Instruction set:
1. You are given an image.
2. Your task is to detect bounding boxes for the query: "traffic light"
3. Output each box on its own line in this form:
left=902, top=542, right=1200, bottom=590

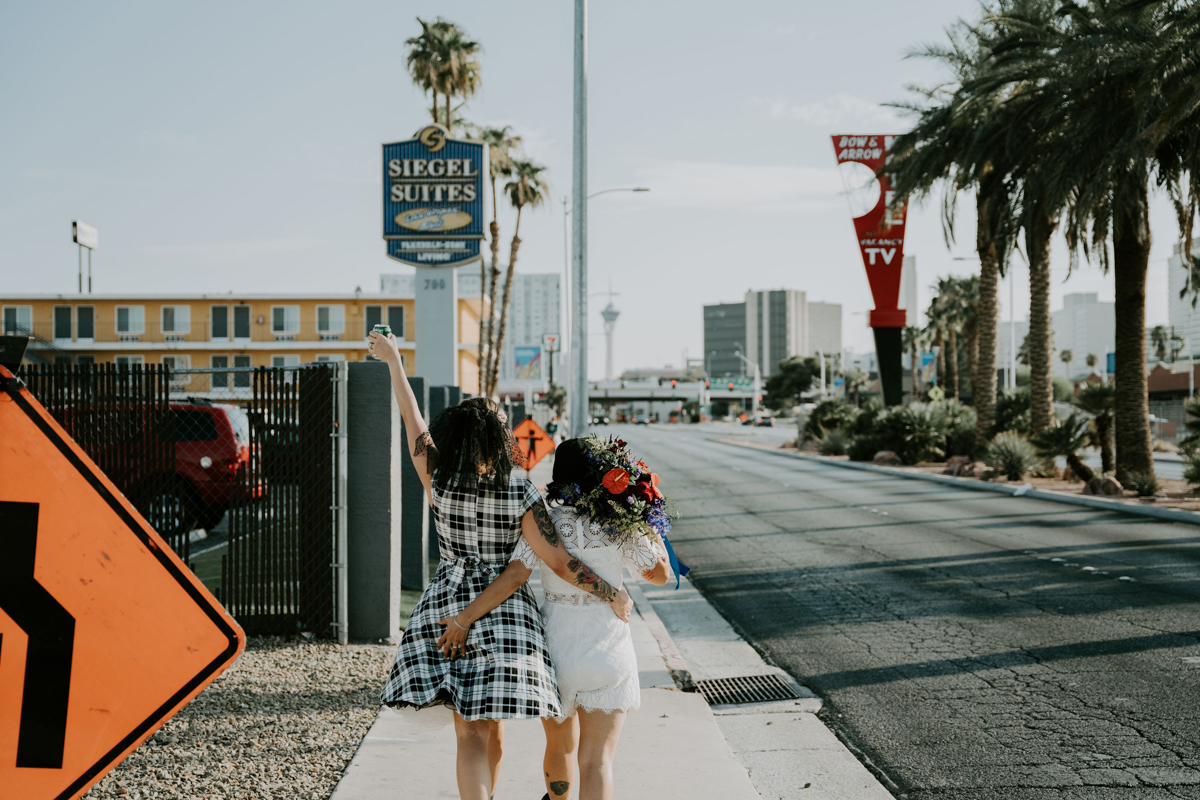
left=670, top=379, right=677, bottom=388
left=705, top=381, right=710, bottom=388
left=727, top=382, right=734, bottom=390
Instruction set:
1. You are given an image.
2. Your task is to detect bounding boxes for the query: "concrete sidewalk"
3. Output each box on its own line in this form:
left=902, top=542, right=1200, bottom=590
left=329, top=568, right=760, bottom=800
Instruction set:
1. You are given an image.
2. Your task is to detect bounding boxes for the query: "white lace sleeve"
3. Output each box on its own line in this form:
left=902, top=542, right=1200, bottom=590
left=510, top=534, right=540, bottom=570
left=622, top=533, right=664, bottom=573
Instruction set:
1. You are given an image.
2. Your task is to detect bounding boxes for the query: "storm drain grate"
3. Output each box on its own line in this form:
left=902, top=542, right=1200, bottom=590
left=693, top=674, right=802, bottom=706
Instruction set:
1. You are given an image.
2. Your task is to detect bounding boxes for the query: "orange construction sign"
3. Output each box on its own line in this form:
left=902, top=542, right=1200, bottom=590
left=0, top=366, right=244, bottom=800
left=512, top=418, right=555, bottom=471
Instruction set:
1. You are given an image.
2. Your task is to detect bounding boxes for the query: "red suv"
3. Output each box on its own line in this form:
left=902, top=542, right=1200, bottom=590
left=157, top=402, right=259, bottom=532
left=62, top=401, right=259, bottom=535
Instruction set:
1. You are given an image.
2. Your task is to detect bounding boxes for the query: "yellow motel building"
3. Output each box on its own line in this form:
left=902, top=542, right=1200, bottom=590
left=3, top=282, right=484, bottom=395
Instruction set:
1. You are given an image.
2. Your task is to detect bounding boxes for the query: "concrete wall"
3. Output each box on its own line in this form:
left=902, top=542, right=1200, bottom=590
left=346, top=361, right=404, bottom=641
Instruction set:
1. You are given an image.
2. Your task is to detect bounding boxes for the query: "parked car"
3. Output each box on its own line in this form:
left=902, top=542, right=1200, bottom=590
left=64, top=401, right=259, bottom=536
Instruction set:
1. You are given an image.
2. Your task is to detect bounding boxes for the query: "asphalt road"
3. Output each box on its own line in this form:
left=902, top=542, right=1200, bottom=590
left=614, top=424, right=1200, bottom=800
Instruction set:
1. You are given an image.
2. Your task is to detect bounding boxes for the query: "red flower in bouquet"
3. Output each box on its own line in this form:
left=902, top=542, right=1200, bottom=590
left=602, top=468, right=630, bottom=494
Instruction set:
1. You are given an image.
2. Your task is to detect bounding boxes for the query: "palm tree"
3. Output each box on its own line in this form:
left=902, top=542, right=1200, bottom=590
left=956, top=274, right=981, bottom=404
left=1060, top=349, right=1074, bottom=379
left=925, top=298, right=946, bottom=393
left=405, top=18, right=442, bottom=122
left=885, top=12, right=1018, bottom=447
left=1085, top=353, right=1099, bottom=373
left=404, top=18, right=480, bottom=135
left=934, top=277, right=962, bottom=400
left=978, top=1, right=1184, bottom=481
left=902, top=326, right=926, bottom=404
left=1075, top=382, right=1115, bottom=474
left=1032, top=413, right=1096, bottom=483
left=486, top=159, right=549, bottom=397
left=470, top=125, right=522, bottom=387
left=1149, top=325, right=1169, bottom=363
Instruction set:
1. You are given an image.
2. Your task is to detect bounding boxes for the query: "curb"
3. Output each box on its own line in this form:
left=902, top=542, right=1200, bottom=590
left=713, top=437, right=1200, bottom=527
left=625, top=582, right=697, bottom=693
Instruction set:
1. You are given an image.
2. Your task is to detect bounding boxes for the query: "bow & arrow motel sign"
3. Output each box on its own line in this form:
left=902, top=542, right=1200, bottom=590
left=383, top=124, right=488, bottom=268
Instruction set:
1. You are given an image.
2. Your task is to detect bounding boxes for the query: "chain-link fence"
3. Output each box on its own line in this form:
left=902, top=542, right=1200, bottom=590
left=21, top=361, right=347, bottom=640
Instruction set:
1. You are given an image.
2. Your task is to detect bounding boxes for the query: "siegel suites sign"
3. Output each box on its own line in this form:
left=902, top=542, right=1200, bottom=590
left=382, top=124, right=488, bottom=268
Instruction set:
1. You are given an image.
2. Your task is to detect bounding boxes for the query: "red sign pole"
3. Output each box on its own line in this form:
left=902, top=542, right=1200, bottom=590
left=832, top=134, right=909, bottom=405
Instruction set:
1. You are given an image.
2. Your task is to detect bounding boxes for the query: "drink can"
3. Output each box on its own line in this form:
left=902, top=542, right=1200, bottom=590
left=369, top=324, right=392, bottom=360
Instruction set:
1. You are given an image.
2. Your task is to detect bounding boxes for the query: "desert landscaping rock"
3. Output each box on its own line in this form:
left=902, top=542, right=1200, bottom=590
left=84, top=637, right=393, bottom=800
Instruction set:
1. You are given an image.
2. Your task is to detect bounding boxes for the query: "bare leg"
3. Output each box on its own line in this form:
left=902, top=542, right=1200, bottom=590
left=453, top=712, right=494, bottom=800
left=576, top=710, right=627, bottom=800
left=487, top=720, right=504, bottom=794
left=541, top=715, right=579, bottom=799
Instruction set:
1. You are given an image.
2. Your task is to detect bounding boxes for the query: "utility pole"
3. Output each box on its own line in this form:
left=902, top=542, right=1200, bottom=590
left=569, top=0, right=589, bottom=438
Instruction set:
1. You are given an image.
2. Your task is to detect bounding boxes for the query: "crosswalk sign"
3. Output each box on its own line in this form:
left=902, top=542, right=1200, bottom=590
left=0, top=366, right=244, bottom=800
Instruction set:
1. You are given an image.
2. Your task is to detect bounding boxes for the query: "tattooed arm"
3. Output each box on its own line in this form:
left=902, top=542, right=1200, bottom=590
left=368, top=330, right=436, bottom=498
left=520, top=504, right=633, bottom=621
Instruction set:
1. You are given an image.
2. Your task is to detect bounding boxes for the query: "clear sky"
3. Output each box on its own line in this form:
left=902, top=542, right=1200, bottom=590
left=0, top=1, right=1179, bottom=377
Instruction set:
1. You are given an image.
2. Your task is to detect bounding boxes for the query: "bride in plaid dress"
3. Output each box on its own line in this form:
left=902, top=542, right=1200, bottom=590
left=368, top=331, right=631, bottom=800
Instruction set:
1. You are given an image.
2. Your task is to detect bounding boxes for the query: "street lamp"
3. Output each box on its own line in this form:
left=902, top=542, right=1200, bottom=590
left=562, top=186, right=649, bottom=432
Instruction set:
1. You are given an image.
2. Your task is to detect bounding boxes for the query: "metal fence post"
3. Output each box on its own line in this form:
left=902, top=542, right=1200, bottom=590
left=333, top=362, right=349, bottom=645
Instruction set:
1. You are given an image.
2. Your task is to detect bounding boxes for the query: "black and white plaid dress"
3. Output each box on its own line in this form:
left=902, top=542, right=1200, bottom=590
left=380, top=474, right=563, bottom=720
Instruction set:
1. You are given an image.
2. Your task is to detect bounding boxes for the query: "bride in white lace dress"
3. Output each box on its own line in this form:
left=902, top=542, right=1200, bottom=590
left=442, top=437, right=673, bottom=800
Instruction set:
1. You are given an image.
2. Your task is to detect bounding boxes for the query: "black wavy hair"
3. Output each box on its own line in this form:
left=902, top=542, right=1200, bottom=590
left=544, top=437, right=602, bottom=505
left=426, top=396, right=517, bottom=490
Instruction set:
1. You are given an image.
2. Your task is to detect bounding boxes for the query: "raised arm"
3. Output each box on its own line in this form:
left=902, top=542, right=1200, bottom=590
left=368, top=330, right=434, bottom=497
left=435, top=560, right=532, bottom=659
left=521, top=504, right=633, bottom=621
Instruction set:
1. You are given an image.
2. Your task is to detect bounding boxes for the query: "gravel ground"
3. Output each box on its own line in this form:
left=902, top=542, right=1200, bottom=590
left=84, top=637, right=394, bottom=800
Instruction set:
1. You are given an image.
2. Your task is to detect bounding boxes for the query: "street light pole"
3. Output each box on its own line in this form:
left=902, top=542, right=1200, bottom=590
left=569, top=0, right=589, bottom=438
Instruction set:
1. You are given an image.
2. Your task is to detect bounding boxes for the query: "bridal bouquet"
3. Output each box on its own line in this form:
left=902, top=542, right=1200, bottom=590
left=549, top=435, right=674, bottom=542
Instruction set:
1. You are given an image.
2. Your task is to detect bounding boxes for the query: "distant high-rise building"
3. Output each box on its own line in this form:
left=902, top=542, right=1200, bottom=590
left=703, top=291, right=842, bottom=379
left=497, top=273, right=561, bottom=386
left=1169, top=242, right=1200, bottom=361
left=1051, top=292, right=1115, bottom=378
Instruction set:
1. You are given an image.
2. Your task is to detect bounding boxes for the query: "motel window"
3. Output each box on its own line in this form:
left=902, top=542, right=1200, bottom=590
left=115, top=306, right=145, bottom=335
left=211, top=306, right=229, bottom=340
left=317, top=304, right=345, bottom=334
left=271, top=305, right=300, bottom=334
left=233, top=354, right=252, bottom=389
left=114, top=355, right=145, bottom=366
left=161, top=355, right=191, bottom=385
left=211, top=355, right=229, bottom=389
left=272, top=354, right=300, bottom=383
left=315, top=354, right=345, bottom=363
left=233, top=305, right=252, bottom=340
left=364, top=305, right=382, bottom=337
left=54, top=306, right=72, bottom=340
left=161, top=305, right=191, bottom=334
left=54, top=355, right=74, bottom=366
left=76, top=306, right=95, bottom=340
left=387, top=305, right=406, bottom=339
left=76, top=355, right=96, bottom=366
left=3, top=306, right=32, bottom=335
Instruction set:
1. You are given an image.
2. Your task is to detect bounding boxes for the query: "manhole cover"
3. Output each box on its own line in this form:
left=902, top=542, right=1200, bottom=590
left=693, top=674, right=802, bottom=706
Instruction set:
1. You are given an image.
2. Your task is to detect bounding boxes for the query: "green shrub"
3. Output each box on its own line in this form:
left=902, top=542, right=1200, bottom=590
left=890, top=404, right=946, bottom=464
left=1124, top=470, right=1158, bottom=497
left=802, top=398, right=858, bottom=443
left=1185, top=452, right=1200, bottom=489
left=818, top=429, right=850, bottom=456
left=935, top=399, right=978, bottom=457
left=991, top=389, right=1031, bottom=437
left=984, top=431, right=1039, bottom=481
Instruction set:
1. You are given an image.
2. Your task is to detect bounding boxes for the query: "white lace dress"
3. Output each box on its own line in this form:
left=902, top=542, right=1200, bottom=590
left=511, top=504, right=666, bottom=718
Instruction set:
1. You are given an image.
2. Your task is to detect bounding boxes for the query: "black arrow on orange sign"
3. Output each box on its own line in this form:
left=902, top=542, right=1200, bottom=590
left=0, top=501, right=76, bottom=769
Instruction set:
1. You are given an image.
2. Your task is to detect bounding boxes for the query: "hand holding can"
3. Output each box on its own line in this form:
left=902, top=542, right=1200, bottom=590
left=367, top=327, right=401, bottom=368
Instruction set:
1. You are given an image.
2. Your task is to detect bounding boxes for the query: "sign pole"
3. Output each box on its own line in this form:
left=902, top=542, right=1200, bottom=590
left=570, top=0, right=589, bottom=438
left=78, top=245, right=82, bottom=293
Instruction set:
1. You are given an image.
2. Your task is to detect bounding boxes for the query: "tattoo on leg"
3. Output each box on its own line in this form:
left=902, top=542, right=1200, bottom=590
left=567, top=557, right=617, bottom=601
left=532, top=502, right=560, bottom=547
left=550, top=781, right=570, bottom=796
